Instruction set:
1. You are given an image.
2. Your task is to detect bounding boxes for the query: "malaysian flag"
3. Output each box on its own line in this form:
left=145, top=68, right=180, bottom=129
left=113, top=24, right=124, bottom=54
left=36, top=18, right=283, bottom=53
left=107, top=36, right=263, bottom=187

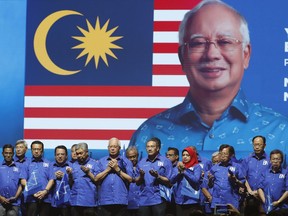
left=24, top=0, right=200, bottom=150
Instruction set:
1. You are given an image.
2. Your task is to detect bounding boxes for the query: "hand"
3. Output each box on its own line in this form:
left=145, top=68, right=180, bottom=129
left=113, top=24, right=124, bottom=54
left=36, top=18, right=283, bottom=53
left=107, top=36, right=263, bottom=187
left=272, top=200, right=280, bottom=207
left=81, top=165, right=90, bottom=174
left=66, top=167, right=72, bottom=175
left=0, top=196, right=10, bottom=204
left=139, top=169, right=145, bottom=177
left=177, top=162, right=185, bottom=173
left=55, top=170, right=64, bottom=179
left=149, top=169, right=159, bottom=178
left=34, top=190, right=48, bottom=200
left=108, top=159, right=119, bottom=170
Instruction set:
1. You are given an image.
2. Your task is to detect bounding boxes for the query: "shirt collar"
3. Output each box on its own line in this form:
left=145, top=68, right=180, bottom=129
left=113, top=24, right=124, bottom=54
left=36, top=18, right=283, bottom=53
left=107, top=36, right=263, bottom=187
left=2, top=160, right=16, bottom=167
left=146, top=153, right=161, bottom=162
left=178, top=89, right=249, bottom=121
left=53, top=161, right=69, bottom=167
left=252, top=152, right=267, bottom=160
left=32, top=157, right=44, bottom=162
left=14, top=156, right=27, bottom=163
left=219, top=160, right=233, bottom=167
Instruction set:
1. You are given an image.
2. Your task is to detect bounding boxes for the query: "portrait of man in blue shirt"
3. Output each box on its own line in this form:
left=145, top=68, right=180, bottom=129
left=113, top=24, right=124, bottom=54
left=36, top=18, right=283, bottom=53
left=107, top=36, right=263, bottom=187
left=129, top=0, right=288, bottom=157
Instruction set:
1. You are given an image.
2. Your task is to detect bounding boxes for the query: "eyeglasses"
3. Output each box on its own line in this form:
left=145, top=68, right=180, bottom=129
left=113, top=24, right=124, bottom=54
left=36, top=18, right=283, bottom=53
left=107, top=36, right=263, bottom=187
left=166, top=154, right=175, bottom=157
left=184, top=37, right=242, bottom=53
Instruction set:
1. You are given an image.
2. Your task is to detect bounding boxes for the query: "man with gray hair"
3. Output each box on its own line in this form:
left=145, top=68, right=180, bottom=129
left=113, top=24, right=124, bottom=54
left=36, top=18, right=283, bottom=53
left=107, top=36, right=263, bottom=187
left=129, top=0, right=288, bottom=159
left=67, top=142, right=98, bottom=216
left=95, top=137, right=133, bottom=216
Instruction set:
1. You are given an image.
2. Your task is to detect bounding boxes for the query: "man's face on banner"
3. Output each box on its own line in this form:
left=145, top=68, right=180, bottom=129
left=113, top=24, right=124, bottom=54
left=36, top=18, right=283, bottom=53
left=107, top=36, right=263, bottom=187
left=182, top=4, right=251, bottom=94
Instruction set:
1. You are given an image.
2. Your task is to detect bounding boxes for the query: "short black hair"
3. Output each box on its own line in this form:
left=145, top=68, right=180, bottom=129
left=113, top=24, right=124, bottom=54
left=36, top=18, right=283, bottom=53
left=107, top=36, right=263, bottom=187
left=31, top=140, right=44, bottom=149
left=2, top=144, right=14, bottom=153
left=252, top=135, right=266, bottom=144
left=147, top=137, right=161, bottom=149
left=167, top=147, right=179, bottom=156
left=54, top=145, right=68, bottom=155
left=270, top=149, right=283, bottom=163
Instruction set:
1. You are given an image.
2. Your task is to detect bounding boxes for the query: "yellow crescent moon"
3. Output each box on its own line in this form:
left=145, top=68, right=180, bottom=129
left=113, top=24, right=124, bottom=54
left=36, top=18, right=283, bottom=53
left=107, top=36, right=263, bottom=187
left=34, top=10, right=83, bottom=76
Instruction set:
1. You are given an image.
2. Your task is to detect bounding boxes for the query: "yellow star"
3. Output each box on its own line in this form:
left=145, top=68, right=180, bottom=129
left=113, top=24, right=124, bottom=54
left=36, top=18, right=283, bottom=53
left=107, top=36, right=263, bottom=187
left=72, top=17, right=123, bottom=69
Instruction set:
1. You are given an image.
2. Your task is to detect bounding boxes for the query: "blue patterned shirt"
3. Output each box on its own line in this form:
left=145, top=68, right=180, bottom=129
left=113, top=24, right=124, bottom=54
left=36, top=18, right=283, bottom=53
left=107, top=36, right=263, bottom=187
left=129, top=90, right=288, bottom=158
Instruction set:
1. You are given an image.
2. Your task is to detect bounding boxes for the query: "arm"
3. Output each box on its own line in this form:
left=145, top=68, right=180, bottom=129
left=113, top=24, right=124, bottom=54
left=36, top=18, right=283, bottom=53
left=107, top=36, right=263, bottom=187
left=94, top=166, right=112, bottom=184
left=34, top=179, right=54, bottom=200
left=110, top=159, right=132, bottom=183
left=258, top=188, right=266, bottom=204
left=272, top=191, right=288, bottom=207
left=201, top=187, right=212, bottom=203
left=81, top=165, right=97, bottom=183
left=135, top=169, right=145, bottom=186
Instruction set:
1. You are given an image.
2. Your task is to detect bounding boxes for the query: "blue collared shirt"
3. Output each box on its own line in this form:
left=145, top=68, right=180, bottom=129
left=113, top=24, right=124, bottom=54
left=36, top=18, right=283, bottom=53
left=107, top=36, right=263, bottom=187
left=69, top=157, right=98, bottom=207
left=19, top=156, right=54, bottom=203
left=242, top=152, right=270, bottom=190
left=205, top=160, right=245, bottom=209
left=0, top=160, right=21, bottom=206
left=128, top=166, right=140, bottom=209
left=171, top=164, right=202, bottom=205
left=258, top=167, right=288, bottom=210
left=14, top=156, right=30, bottom=171
left=129, top=90, right=288, bottom=157
left=137, top=154, right=172, bottom=206
left=97, top=155, right=133, bottom=206
left=50, top=161, right=72, bottom=208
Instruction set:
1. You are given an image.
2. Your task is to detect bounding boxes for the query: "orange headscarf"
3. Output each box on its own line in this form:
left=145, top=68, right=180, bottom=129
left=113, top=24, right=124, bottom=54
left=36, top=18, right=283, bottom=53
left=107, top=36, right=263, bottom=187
left=182, top=147, right=198, bottom=168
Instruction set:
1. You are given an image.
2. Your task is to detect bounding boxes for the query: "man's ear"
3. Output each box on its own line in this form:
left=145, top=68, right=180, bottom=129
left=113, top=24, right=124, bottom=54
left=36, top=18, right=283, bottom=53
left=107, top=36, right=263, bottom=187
left=178, top=45, right=185, bottom=66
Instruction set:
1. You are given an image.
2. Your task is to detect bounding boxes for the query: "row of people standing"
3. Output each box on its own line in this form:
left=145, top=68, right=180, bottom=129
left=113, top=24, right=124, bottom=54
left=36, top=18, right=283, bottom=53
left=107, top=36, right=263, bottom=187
left=1, top=135, right=287, bottom=216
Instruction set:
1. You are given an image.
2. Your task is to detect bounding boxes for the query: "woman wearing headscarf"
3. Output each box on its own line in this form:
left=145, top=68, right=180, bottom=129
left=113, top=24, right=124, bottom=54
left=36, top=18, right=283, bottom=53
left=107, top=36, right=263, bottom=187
left=170, top=147, right=203, bottom=216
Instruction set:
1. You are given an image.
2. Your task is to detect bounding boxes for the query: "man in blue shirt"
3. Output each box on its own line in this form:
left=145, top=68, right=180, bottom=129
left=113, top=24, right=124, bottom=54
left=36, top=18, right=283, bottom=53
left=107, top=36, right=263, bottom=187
left=135, top=137, right=172, bottom=216
left=14, top=139, right=30, bottom=216
left=20, top=140, right=54, bottom=216
left=67, top=142, right=98, bottom=216
left=0, top=144, right=22, bottom=216
left=51, top=145, right=72, bottom=216
left=242, top=136, right=270, bottom=199
left=129, top=0, right=288, bottom=157
left=258, top=149, right=288, bottom=214
left=125, top=146, right=141, bottom=216
left=202, top=145, right=245, bottom=210
left=95, top=137, right=133, bottom=216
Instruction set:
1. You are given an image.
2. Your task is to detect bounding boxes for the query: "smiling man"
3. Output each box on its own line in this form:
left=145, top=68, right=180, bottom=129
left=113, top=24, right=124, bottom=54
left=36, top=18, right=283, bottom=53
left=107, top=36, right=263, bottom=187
left=129, top=0, right=288, bottom=157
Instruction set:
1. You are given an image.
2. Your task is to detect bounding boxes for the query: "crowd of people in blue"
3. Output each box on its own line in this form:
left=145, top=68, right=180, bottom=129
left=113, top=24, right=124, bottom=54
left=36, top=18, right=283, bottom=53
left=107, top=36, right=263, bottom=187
left=0, top=136, right=287, bottom=216
left=1, top=0, right=288, bottom=215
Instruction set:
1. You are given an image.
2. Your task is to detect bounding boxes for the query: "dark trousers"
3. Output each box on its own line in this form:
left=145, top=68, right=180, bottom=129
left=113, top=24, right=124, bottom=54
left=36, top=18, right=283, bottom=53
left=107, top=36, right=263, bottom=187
left=26, top=202, right=51, bottom=216
left=50, top=206, right=70, bottom=216
left=176, top=203, right=203, bottom=216
left=138, top=202, right=166, bottom=216
left=70, top=206, right=97, bottom=216
left=98, top=205, right=127, bottom=216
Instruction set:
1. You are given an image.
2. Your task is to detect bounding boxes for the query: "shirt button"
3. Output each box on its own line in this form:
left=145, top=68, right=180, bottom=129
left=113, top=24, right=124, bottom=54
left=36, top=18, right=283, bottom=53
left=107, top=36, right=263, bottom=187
left=209, top=134, right=214, bottom=139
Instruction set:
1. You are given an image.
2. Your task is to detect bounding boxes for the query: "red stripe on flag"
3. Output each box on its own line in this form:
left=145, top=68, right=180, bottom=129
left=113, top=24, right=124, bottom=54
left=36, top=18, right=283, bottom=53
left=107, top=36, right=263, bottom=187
left=154, top=21, right=181, bottom=31
left=154, top=0, right=201, bottom=10
left=153, top=65, right=184, bottom=75
left=24, top=108, right=167, bottom=118
left=24, top=129, right=134, bottom=140
left=153, top=43, right=178, bottom=53
left=25, top=86, right=188, bottom=96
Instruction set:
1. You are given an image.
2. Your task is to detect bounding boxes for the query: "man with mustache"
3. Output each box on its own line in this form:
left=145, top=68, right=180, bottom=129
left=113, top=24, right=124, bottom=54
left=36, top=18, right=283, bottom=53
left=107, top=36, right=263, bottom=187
left=129, top=0, right=288, bottom=158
